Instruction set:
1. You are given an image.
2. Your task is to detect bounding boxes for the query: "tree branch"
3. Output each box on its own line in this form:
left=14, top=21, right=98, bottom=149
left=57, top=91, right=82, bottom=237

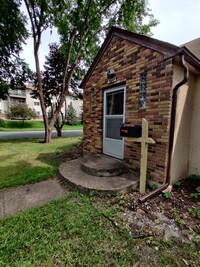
left=62, top=26, right=77, bottom=92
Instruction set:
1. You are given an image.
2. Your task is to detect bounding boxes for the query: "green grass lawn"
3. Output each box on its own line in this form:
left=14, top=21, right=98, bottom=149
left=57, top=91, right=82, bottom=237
left=0, top=138, right=199, bottom=266
left=0, top=120, right=83, bottom=132
left=0, top=136, right=81, bottom=189
left=0, top=193, right=199, bottom=267
left=0, top=194, right=138, bottom=267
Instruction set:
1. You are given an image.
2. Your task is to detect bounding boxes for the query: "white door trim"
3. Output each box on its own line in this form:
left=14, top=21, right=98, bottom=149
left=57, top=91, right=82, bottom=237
left=103, top=85, right=126, bottom=159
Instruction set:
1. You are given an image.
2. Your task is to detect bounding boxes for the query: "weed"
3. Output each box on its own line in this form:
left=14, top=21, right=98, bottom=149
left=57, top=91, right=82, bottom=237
left=190, top=186, right=200, bottom=199
left=118, top=194, right=129, bottom=206
left=116, top=192, right=122, bottom=200
left=187, top=207, right=195, bottom=216
left=151, top=182, right=158, bottom=190
left=146, top=174, right=151, bottom=182
left=116, top=193, right=129, bottom=207
left=187, top=205, right=200, bottom=218
left=174, top=180, right=181, bottom=187
left=173, top=208, right=186, bottom=227
left=194, top=235, right=200, bottom=242
left=194, top=204, right=200, bottom=218
left=162, top=192, right=173, bottom=199
left=188, top=174, right=200, bottom=180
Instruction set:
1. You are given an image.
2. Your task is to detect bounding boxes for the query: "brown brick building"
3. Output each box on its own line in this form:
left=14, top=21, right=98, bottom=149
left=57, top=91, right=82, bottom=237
left=81, top=27, right=200, bottom=185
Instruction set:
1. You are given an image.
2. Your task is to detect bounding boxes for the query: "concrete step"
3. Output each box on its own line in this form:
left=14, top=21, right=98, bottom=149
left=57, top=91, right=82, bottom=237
left=81, top=154, right=129, bottom=177
left=59, top=158, right=139, bottom=196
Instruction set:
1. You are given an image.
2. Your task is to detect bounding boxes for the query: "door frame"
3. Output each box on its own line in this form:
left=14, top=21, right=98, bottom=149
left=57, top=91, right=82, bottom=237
left=103, top=85, right=126, bottom=159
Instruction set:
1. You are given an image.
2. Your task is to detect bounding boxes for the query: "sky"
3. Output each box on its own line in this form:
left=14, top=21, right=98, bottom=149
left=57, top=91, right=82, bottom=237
left=149, top=0, right=200, bottom=45
left=21, top=0, right=200, bottom=71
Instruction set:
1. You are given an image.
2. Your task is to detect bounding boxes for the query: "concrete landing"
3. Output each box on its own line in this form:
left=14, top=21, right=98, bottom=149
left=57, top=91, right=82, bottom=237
left=81, top=154, right=129, bottom=177
left=59, top=157, right=139, bottom=195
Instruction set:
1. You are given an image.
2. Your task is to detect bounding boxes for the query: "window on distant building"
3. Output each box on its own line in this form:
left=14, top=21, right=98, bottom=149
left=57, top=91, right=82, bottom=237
left=91, top=89, right=94, bottom=112
left=139, top=73, right=147, bottom=109
left=34, top=102, right=40, bottom=106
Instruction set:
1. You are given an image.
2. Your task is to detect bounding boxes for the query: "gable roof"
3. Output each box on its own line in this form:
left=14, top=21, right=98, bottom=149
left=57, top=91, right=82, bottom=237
left=183, top=38, right=200, bottom=60
left=81, top=27, right=200, bottom=88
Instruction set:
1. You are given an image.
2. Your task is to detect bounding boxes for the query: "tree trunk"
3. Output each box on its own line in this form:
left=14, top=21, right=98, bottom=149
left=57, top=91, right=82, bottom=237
left=57, top=127, right=62, bottom=137
left=43, top=125, right=51, bottom=143
left=34, top=40, right=51, bottom=143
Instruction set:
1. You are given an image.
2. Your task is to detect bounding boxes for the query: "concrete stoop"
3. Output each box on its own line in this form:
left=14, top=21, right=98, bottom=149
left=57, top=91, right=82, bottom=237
left=59, top=155, right=139, bottom=196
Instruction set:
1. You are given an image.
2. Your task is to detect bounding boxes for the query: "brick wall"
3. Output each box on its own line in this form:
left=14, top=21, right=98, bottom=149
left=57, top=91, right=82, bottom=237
left=83, top=36, right=173, bottom=182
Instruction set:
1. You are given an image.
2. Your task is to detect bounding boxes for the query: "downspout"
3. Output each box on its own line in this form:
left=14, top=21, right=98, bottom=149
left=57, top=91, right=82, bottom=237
left=139, top=54, right=189, bottom=202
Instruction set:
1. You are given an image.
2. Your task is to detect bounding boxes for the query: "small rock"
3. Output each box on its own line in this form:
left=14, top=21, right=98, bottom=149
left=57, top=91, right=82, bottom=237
left=154, top=219, right=160, bottom=224
left=182, top=214, right=188, bottom=219
left=155, top=227, right=165, bottom=237
left=136, top=208, right=145, bottom=215
left=188, top=235, right=194, bottom=241
left=182, top=259, right=189, bottom=265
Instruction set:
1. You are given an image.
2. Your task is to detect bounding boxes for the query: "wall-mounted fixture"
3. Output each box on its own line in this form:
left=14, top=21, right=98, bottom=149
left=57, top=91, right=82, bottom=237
left=107, top=69, right=116, bottom=83
left=107, top=69, right=115, bottom=79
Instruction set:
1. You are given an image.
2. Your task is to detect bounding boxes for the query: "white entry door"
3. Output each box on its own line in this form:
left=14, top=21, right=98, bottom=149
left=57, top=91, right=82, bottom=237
left=103, top=86, right=125, bottom=159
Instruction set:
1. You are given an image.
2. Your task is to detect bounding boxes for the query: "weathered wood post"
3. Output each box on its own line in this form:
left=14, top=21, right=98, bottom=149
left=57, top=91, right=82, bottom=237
left=133, top=118, right=155, bottom=194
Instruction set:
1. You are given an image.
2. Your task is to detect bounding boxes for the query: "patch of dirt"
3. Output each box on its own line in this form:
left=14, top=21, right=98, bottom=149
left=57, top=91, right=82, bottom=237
left=124, top=177, right=200, bottom=243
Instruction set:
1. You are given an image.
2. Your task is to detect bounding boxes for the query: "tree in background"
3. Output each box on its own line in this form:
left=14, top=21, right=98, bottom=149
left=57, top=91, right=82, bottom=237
left=66, top=103, right=77, bottom=126
left=0, top=0, right=30, bottom=100
left=7, top=104, right=37, bottom=123
left=32, top=43, right=83, bottom=137
left=24, top=0, right=158, bottom=143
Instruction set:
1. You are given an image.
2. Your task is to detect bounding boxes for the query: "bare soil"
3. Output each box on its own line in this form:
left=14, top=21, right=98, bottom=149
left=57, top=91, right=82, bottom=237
left=125, top=178, right=200, bottom=242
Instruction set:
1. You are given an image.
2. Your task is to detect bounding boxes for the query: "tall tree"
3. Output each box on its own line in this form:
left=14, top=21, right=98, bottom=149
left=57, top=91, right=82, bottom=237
left=24, top=0, right=158, bottom=143
left=32, top=43, right=82, bottom=137
left=0, top=0, right=29, bottom=100
left=24, top=0, right=54, bottom=142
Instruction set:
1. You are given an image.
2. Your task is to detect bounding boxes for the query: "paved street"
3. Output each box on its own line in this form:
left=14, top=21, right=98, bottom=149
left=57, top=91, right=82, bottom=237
left=0, top=130, right=83, bottom=139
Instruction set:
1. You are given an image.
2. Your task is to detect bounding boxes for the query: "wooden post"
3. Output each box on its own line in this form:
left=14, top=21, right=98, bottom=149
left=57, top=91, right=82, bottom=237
left=133, top=118, right=155, bottom=194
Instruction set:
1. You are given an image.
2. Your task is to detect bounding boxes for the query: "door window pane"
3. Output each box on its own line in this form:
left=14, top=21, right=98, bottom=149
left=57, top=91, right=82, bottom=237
left=106, top=90, right=124, bottom=115
left=106, top=118, right=123, bottom=140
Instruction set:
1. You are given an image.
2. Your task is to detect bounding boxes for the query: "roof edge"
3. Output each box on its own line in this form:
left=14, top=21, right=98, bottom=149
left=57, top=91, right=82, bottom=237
left=80, top=27, right=200, bottom=88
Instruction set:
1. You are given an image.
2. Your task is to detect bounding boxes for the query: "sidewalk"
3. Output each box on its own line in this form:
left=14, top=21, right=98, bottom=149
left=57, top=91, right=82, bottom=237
left=0, top=178, right=68, bottom=218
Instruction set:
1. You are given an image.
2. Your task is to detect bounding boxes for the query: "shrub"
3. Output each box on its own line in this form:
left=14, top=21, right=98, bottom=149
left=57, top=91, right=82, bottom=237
left=0, top=118, right=6, bottom=128
left=7, top=104, right=37, bottom=122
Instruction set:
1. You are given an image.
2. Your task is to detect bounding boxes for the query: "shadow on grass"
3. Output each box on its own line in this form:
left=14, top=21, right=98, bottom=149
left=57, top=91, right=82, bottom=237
left=0, top=162, right=53, bottom=189
left=36, top=142, right=83, bottom=166
left=0, top=138, right=44, bottom=145
left=0, top=137, right=82, bottom=189
left=0, top=152, right=20, bottom=161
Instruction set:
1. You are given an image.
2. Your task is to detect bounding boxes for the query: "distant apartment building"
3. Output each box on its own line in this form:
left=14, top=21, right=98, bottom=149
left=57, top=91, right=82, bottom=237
left=0, top=86, right=83, bottom=120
